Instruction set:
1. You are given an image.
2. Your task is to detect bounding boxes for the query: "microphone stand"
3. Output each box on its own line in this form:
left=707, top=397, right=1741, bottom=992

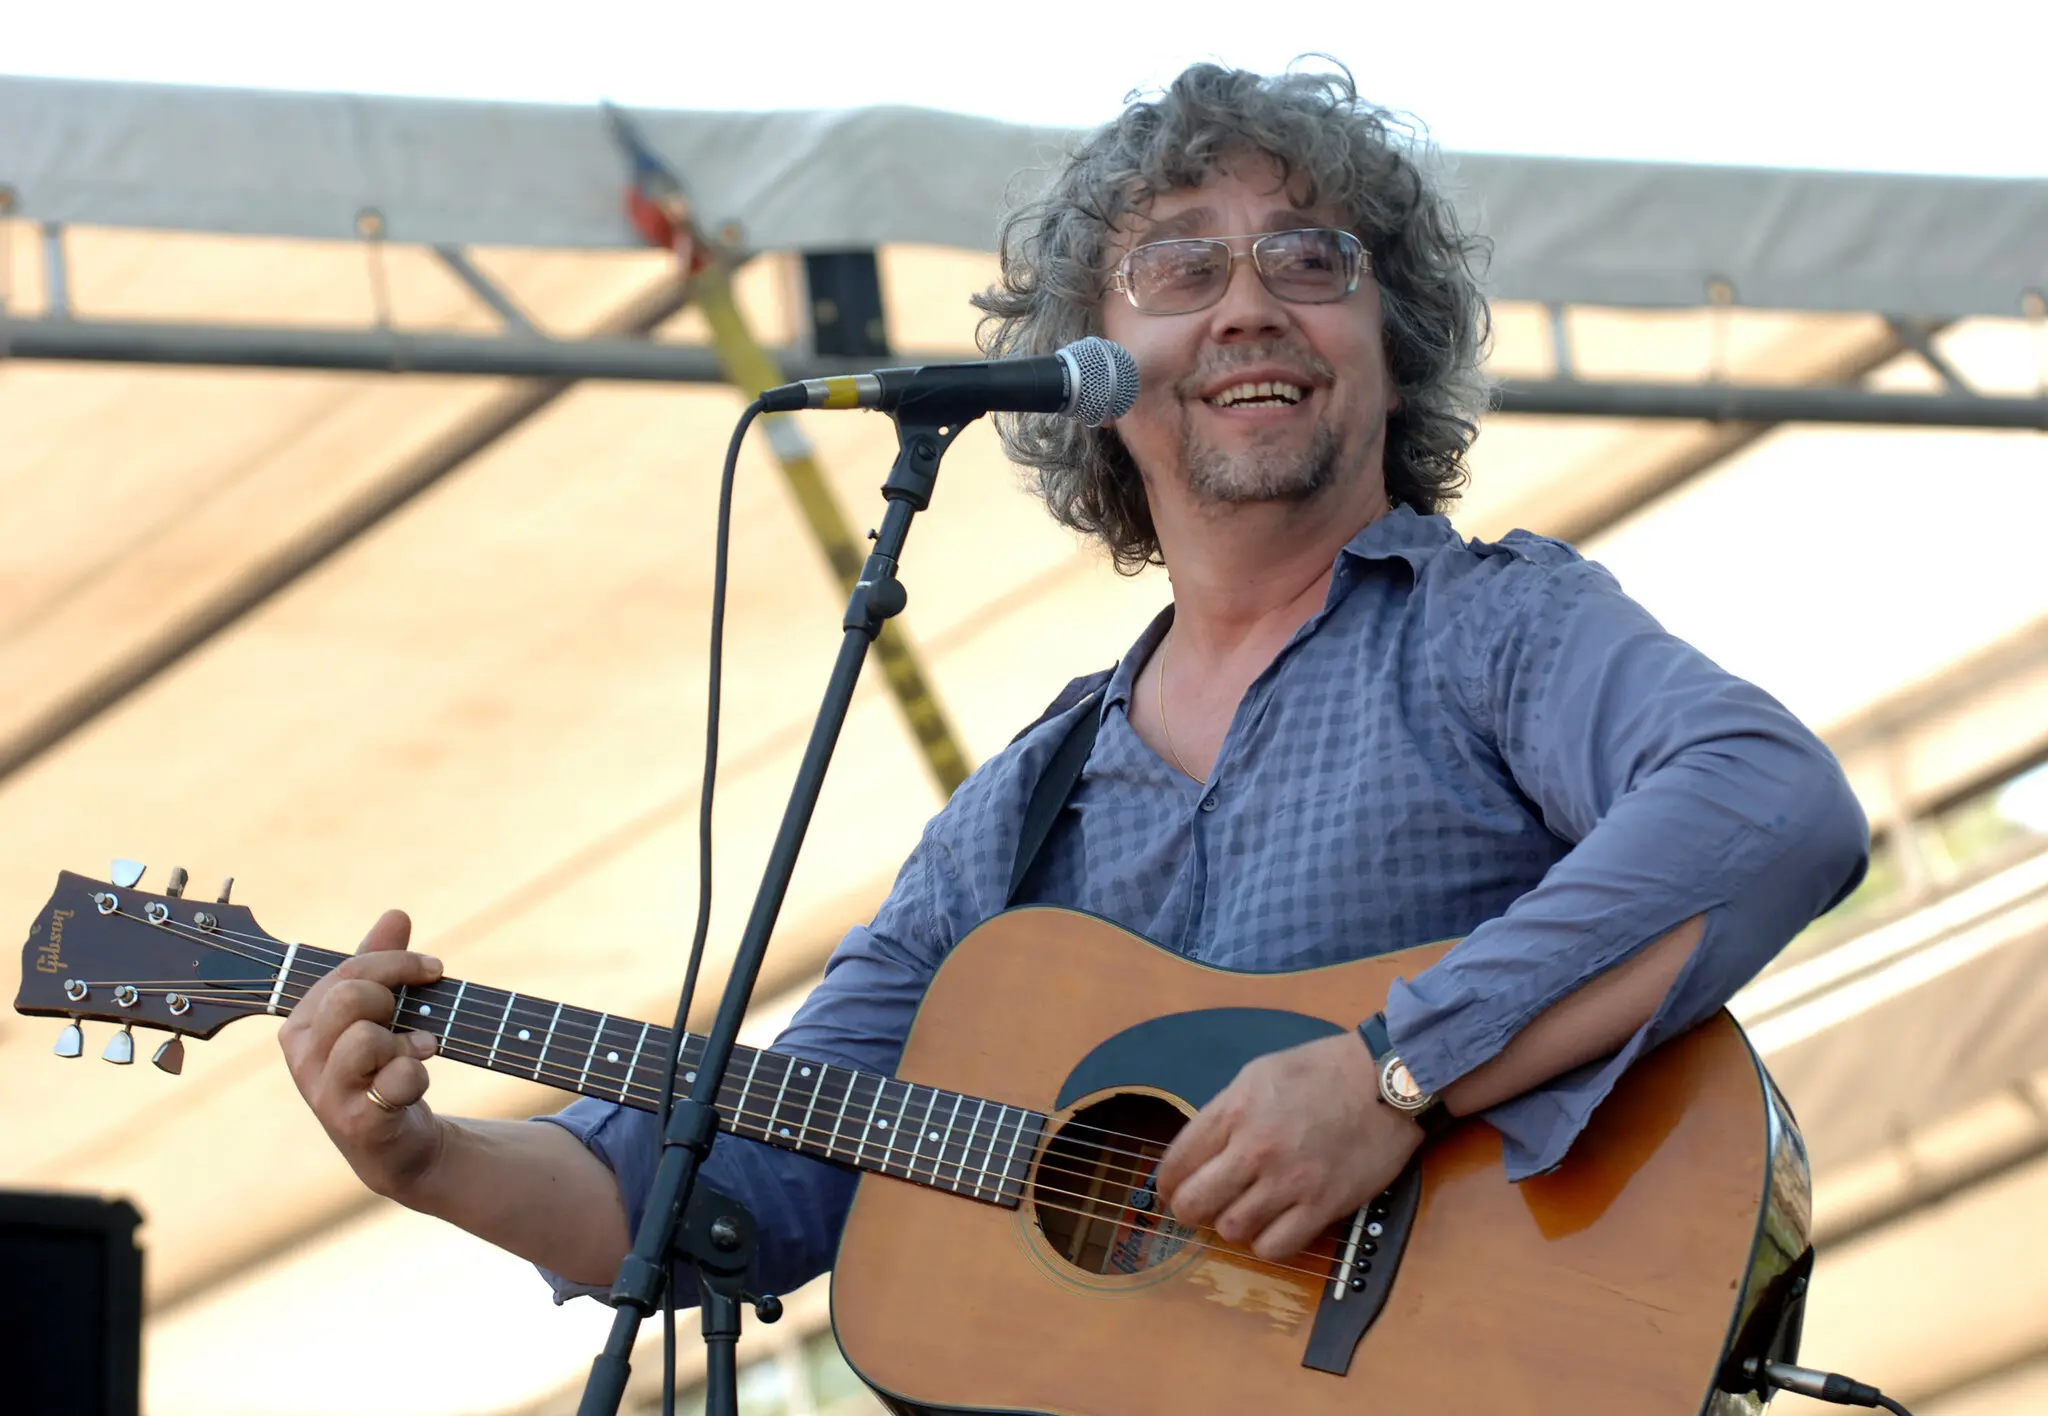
left=576, top=405, right=972, bottom=1416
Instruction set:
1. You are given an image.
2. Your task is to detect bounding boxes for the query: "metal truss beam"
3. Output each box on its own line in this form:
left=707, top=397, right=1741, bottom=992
left=7, top=316, right=2047, bottom=431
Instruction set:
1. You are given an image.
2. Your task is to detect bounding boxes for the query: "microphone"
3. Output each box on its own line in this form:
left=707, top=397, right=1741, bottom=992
left=758, top=336, right=1139, bottom=427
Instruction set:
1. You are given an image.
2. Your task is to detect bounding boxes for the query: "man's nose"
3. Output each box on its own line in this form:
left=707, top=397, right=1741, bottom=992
left=1205, top=252, right=1293, bottom=340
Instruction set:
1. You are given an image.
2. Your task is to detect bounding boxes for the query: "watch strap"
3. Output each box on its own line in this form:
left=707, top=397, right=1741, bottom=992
left=1357, top=1011, right=1453, bottom=1137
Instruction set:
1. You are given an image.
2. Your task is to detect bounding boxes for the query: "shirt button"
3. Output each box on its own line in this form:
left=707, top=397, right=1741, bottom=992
left=1200, top=792, right=1219, bottom=812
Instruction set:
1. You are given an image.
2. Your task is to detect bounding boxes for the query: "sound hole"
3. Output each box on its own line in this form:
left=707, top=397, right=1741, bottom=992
left=1030, top=1092, right=1195, bottom=1277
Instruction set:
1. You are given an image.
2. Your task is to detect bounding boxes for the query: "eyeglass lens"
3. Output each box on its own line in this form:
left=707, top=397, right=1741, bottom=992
left=1122, top=229, right=1360, bottom=314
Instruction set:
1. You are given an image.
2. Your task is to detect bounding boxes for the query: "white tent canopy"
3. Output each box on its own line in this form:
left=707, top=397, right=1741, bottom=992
left=8, top=73, right=2048, bottom=316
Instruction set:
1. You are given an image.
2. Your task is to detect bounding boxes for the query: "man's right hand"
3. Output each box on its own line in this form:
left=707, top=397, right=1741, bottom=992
left=279, top=909, right=446, bottom=1200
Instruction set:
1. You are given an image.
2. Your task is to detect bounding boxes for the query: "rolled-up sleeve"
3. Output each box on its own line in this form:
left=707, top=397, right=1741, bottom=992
left=1383, top=552, right=1868, bottom=1179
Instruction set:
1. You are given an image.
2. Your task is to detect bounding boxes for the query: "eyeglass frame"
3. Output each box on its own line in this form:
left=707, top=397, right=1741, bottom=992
left=1105, top=227, right=1370, bottom=315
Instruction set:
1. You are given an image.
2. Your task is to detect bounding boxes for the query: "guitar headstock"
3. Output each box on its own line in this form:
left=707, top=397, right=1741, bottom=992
left=16, top=865, right=290, bottom=1070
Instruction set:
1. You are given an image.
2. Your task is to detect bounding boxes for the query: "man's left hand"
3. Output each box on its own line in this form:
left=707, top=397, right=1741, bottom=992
left=1155, top=1031, right=1423, bottom=1263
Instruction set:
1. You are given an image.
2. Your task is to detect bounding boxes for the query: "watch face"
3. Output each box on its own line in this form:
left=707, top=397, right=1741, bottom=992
left=1381, top=1058, right=1429, bottom=1111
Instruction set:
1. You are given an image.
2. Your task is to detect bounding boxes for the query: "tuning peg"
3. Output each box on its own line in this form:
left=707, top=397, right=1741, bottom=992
left=54, top=1022, right=84, bottom=1058
left=110, top=859, right=146, bottom=888
left=165, top=868, right=188, bottom=898
left=102, top=1026, right=135, bottom=1066
left=216, top=877, right=234, bottom=905
left=152, top=1038, right=186, bottom=1075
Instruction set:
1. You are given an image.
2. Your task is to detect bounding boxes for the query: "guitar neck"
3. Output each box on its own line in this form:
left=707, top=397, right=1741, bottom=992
left=282, top=944, right=1041, bottom=1208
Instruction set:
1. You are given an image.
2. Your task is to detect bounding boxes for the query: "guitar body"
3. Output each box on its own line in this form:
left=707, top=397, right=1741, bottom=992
left=833, top=908, right=1806, bottom=1416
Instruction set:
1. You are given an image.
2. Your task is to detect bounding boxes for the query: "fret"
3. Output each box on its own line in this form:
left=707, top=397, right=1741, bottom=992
left=905, top=1086, right=943, bottom=1185
left=823, top=1063, right=857, bottom=1164
left=794, top=1060, right=824, bottom=1158
left=390, top=985, right=409, bottom=1031
left=400, top=981, right=443, bottom=1036
left=772, top=1056, right=823, bottom=1150
left=764, top=1053, right=802, bottom=1147
left=957, top=1097, right=993, bottom=1198
left=625, top=1021, right=651, bottom=1106
left=729, top=1048, right=766, bottom=1138
left=577, top=1011, right=609, bottom=1091
left=533, top=1001, right=565, bottom=1080
left=993, top=1109, right=1041, bottom=1207
left=876, top=1079, right=914, bottom=1180
left=989, top=1105, right=1022, bottom=1201
left=937, top=1093, right=968, bottom=1193
left=444, top=980, right=468, bottom=1045
left=485, top=991, right=518, bottom=1069
left=848, top=1071, right=887, bottom=1171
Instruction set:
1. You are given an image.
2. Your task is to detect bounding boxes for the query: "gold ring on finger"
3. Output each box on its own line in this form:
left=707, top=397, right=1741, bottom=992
left=365, top=1083, right=403, bottom=1114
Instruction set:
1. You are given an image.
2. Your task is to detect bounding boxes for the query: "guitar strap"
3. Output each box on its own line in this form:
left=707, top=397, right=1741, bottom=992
left=1005, top=668, right=1114, bottom=907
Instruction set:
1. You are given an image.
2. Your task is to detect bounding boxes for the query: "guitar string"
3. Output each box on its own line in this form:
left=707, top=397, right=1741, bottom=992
left=79, top=909, right=1392, bottom=1188
left=113, top=977, right=1201, bottom=1209
left=96, top=913, right=1254, bottom=1170
left=90, top=909, right=1400, bottom=1183
left=104, top=979, right=1387, bottom=1268
left=99, top=909, right=1243, bottom=1171
left=93, top=976, right=1380, bottom=1280
left=288, top=1028, right=1363, bottom=1288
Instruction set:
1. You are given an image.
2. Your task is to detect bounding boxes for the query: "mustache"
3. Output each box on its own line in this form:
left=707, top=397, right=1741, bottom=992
left=1172, top=342, right=1337, bottom=397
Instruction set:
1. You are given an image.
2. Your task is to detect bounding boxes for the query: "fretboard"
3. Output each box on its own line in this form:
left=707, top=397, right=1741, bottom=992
left=279, top=945, right=1042, bottom=1208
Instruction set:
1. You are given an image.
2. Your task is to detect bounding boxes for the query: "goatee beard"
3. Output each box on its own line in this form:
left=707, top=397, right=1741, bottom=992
left=1182, top=419, right=1346, bottom=506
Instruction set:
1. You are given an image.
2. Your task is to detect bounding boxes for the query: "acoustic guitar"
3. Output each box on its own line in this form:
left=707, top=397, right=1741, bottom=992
left=18, top=867, right=1812, bottom=1415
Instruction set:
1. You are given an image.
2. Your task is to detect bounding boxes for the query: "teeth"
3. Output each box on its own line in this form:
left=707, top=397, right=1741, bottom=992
left=1206, top=380, right=1307, bottom=407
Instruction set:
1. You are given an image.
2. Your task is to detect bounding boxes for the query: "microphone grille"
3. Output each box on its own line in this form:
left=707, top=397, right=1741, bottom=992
left=1060, top=337, right=1140, bottom=426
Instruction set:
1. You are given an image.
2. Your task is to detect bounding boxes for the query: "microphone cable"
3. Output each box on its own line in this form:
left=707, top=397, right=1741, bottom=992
left=655, top=396, right=761, bottom=1416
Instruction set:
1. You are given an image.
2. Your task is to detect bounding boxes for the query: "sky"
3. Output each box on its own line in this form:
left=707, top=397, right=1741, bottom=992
left=9, top=0, right=2046, bottom=178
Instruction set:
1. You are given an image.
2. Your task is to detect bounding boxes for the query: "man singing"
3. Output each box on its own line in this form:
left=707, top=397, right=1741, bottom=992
left=282, top=60, right=1866, bottom=1316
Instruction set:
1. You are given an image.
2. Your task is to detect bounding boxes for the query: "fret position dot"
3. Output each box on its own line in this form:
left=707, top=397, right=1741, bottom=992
left=800, top=1067, right=811, bottom=1077
left=517, top=1028, right=531, bottom=1041
left=606, top=1051, right=619, bottom=1063
left=420, top=1005, right=433, bottom=1017
left=876, top=1119, right=889, bottom=1129
left=779, top=1127, right=791, bottom=1137
left=928, top=1131, right=940, bottom=1141
left=686, top=1071, right=697, bottom=1083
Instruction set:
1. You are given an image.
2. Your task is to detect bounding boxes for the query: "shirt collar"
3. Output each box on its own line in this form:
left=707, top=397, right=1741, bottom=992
left=1099, top=505, right=1463, bottom=716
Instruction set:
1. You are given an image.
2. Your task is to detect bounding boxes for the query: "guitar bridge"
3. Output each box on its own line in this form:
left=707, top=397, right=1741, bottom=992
left=1301, top=1158, right=1423, bottom=1375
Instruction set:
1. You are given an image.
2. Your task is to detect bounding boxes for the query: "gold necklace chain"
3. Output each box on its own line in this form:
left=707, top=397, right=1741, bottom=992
left=1156, top=632, right=1200, bottom=782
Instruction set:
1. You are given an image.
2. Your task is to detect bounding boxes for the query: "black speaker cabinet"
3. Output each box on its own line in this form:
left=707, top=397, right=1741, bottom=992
left=0, top=1191, right=143, bottom=1416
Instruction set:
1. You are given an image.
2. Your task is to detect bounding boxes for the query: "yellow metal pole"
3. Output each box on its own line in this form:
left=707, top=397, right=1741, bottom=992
left=689, top=262, right=972, bottom=796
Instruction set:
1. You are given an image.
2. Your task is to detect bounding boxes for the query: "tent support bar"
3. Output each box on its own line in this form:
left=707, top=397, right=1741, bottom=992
left=1885, top=315, right=1971, bottom=392
left=432, top=245, right=537, bottom=333
left=7, top=315, right=2045, bottom=429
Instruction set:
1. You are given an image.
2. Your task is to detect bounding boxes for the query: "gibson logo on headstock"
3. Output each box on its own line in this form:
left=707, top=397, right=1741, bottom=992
left=35, top=909, right=72, bottom=974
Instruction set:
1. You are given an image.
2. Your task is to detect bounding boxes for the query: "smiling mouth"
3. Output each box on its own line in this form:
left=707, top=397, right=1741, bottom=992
left=1203, top=380, right=1308, bottom=409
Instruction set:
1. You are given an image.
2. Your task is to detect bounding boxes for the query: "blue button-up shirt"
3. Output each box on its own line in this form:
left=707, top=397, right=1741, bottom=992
left=540, top=506, right=1868, bottom=1303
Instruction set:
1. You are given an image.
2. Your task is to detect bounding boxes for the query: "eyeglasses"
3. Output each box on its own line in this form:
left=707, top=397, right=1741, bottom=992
left=1108, top=227, right=1368, bottom=316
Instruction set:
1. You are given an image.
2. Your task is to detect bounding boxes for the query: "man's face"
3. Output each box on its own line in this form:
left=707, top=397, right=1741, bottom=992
left=1099, top=156, right=1394, bottom=512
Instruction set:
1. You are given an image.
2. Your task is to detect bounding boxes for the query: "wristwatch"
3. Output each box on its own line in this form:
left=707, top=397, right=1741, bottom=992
left=1358, top=1011, right=1453, bottom=1137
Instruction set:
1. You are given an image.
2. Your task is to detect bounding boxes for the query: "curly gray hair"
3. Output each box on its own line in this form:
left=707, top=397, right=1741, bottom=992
left=974, top=62, right=1493, bottom=572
